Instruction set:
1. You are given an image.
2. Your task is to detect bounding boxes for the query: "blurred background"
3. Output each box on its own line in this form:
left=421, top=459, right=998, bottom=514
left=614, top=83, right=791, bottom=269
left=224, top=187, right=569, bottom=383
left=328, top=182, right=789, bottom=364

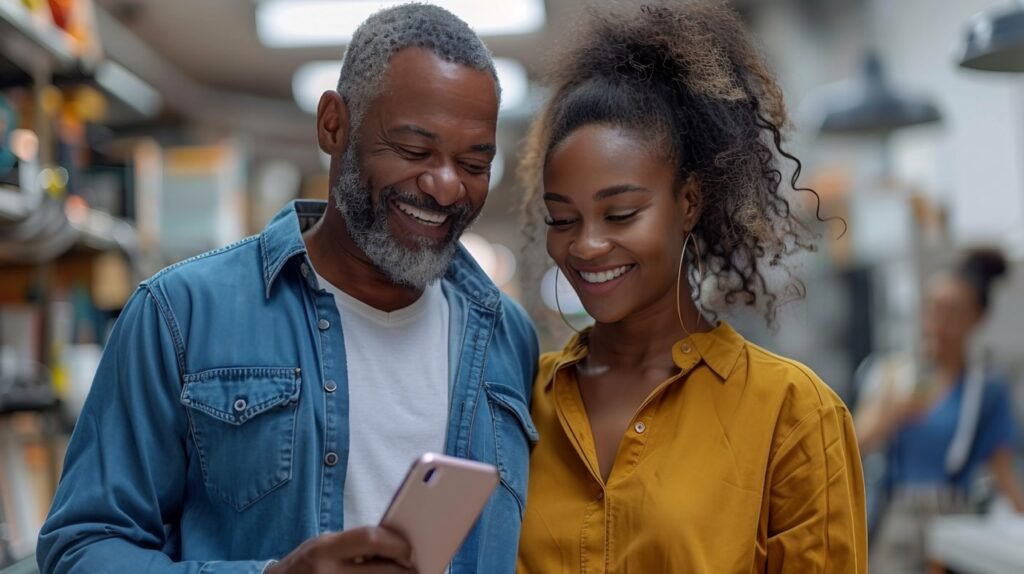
left=0, top=0, right=1023, bottom=572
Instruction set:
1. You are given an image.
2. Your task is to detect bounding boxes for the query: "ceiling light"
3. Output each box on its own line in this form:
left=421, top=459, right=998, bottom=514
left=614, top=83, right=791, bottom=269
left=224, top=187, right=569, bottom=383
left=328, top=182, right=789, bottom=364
left=959, top=1, right=1024, bottom=72
left=292, top=60, right=340, bottom=115
left=820, top=52, right=941, bottom=136
left=493, top=58, right=528, bottom=111
left=258, top=0, right=546, bottom=48
left=292, top=57, right=528, bottom=115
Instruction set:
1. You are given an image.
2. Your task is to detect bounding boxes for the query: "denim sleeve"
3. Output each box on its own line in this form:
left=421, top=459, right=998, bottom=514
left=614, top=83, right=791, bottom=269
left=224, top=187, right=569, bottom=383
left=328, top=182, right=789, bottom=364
left=36, top=287, right=273, bottom=574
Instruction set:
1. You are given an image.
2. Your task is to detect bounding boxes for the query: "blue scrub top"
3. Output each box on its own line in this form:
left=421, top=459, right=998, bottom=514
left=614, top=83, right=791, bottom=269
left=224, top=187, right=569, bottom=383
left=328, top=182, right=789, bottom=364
left=888, top=375, right=1017, bottom=490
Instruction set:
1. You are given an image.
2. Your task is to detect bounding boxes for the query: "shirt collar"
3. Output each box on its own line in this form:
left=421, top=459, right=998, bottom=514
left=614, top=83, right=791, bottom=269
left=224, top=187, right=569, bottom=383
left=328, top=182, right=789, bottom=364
left=544, top=320, right=745, bottom=389
left=676, top=321, right=745, bottom=381
left=259, top=200, right=502, bottom=310
left=260, top=200, right=321, bottom=299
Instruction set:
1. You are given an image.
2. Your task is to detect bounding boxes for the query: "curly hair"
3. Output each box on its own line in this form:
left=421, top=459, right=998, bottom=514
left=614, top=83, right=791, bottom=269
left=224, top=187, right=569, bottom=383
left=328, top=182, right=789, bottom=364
left=520, top=0, right=837, bottom=324
left=338, top=3, right=500, bottom=130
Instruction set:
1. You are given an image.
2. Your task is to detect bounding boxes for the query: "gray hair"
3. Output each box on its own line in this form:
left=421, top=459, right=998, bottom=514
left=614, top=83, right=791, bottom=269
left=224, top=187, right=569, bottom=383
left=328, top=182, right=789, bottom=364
left=337, top=3, right=501, bottom=129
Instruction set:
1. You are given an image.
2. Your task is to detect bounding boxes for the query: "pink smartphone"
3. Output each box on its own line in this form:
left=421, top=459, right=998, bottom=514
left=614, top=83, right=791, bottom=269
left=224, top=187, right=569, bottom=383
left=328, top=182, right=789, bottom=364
left=379, top=453, right=499, bottom=574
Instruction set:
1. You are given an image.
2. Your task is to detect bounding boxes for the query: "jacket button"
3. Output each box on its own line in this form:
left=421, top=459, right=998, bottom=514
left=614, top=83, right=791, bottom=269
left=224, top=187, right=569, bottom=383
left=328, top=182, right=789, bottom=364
left=324, top=452, right=339, bottom=466
left=233, top=399, right=247, bottom=412
left=634, top=422, right=647, bottom=434
left=318, top=319, right=330, bottom=331
left=324, top=380, right=337, bottom=393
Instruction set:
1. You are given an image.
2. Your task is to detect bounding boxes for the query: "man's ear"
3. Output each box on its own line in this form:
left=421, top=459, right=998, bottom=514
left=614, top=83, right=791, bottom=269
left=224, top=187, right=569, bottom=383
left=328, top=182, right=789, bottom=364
left=317, top=91, right=350, bottom=157
left=677, top=174, right=704, bottom=232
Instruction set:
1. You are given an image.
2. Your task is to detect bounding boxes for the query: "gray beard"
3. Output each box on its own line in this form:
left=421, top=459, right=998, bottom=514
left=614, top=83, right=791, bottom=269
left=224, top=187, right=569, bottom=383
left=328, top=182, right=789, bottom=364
left=331, top=149, right=475, bottom=289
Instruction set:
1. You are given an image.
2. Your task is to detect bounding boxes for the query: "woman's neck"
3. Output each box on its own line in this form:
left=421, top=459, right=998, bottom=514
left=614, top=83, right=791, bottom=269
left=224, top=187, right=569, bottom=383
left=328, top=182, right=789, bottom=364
left=586, top=293, right=708, bottom=372
left=929, top=347, right=967, bottom=389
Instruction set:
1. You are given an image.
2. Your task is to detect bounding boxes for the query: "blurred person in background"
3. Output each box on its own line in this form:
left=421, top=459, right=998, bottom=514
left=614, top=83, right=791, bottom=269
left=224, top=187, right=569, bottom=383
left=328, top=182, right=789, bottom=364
left=856, top=248, right=1024, bottom=573
left=515, top=2, right=866, bottom=572
left=36, top=4, right=538, bottom=574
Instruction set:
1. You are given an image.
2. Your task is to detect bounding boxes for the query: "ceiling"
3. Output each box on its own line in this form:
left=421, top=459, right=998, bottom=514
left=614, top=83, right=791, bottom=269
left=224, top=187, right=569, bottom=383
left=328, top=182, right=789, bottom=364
left=86, top=0, right=848, bottom=230
left=95, top=0, right=588, bottom=103
left=87, top=0, right=619, bottom=225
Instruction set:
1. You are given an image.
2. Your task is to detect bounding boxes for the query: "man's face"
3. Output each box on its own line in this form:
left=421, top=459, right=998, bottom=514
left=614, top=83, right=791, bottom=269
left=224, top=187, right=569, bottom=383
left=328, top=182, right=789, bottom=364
left=333, top=47, right=499, bottom=288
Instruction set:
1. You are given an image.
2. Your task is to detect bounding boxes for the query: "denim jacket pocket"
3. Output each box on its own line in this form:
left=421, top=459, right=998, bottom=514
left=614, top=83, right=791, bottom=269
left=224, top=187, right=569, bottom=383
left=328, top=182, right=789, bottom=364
left=180, top=366, right=302, bottom=511
left=484, top=381, right=539, bottom=518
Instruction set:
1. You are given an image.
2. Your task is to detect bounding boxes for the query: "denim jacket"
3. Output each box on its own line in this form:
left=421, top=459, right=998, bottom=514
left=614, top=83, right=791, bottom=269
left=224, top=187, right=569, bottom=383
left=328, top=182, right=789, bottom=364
left=37, top=201, right=540, bottom=574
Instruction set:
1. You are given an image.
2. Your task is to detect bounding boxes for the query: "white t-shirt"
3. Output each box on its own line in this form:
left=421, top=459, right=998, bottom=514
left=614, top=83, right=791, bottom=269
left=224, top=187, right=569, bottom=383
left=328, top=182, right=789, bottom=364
left=315, top=272, right=450, bottom=529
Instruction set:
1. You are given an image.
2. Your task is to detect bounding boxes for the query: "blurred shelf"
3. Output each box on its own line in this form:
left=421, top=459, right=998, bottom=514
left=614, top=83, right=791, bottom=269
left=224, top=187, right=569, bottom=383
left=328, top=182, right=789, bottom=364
left=0, top=386, right=56, bottom=416
left=0, top=187, right=138, bottom=265
left=0, top=0, right=78, bottom=76
left=0, top=187, right=31, bottom=223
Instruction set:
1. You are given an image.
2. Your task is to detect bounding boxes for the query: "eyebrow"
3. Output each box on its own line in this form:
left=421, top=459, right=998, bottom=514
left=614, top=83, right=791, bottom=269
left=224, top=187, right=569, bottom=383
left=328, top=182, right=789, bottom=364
left=594, top=184, right=650, bottom=200
left=543, top=185, right=650, bottom=204
left=388, top=124, right=496, bottom=155
left=470, top=143, right=498, bottom=155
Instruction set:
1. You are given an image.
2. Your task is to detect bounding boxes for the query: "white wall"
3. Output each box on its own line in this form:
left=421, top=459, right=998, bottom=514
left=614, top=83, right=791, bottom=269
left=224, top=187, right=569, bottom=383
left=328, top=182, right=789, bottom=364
left=871, top=0, right=1024, bottom=246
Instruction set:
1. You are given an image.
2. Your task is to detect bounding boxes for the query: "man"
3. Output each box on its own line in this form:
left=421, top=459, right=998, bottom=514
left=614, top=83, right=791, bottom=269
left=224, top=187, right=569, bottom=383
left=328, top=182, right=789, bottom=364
left=37, top=5, right=539, bottom=573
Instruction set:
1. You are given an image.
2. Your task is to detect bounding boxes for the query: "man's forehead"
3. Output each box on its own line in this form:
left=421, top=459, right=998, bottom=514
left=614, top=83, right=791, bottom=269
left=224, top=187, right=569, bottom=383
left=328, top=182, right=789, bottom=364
left=369, top=48, right=499, bottom=129
left=380, top=48, right=496, bottom=97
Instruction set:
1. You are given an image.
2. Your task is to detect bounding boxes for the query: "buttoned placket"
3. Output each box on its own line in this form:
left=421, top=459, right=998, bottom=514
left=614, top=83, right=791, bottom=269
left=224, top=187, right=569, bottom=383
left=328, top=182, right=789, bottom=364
left=302, top=259, right=350, bottom=532
left=552, top=337, right=704, bottom=572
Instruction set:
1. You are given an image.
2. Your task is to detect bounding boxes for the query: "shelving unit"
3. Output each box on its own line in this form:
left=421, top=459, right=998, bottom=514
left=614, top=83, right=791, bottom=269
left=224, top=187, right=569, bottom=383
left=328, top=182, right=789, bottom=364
left=0, top=2, right=139, bottom=571
left=0, top=0, right=81, bottom=76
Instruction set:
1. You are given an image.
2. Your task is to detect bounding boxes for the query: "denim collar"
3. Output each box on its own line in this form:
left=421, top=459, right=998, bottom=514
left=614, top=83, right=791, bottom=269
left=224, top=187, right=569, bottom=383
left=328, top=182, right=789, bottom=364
left=259, top=200, right=501, bottom=311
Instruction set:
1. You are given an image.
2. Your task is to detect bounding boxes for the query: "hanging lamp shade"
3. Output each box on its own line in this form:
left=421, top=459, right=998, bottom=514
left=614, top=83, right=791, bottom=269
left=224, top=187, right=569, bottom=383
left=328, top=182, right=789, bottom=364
left=820, top=52, right=942, bottom=136
left=959, top=1, right=1024, bottom=72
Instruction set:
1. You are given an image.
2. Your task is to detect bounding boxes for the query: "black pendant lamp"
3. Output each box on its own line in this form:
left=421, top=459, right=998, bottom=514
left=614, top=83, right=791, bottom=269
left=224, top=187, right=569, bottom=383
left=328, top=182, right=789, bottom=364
left=820, top=52, right=942, bottom=137
left=959, top=1, right=1024, bottom=72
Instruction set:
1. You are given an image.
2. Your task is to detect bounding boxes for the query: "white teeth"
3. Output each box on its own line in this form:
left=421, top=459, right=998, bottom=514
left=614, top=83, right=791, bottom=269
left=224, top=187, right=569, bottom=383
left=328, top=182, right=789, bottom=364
left=579, top=265, right=632, bottom=284
left=395, top=201, right=449, bottom=226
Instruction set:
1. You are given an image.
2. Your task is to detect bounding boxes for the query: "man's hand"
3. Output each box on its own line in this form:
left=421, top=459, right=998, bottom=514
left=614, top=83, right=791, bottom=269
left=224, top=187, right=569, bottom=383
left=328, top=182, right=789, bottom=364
left=265, top=526, right=415, bottom=574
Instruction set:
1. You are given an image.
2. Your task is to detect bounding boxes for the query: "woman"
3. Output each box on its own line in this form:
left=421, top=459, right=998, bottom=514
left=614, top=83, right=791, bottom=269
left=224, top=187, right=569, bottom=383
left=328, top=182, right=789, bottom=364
left=517, top=2, right=867, bottom=572
left=857, top=249, right=1024, bottom=573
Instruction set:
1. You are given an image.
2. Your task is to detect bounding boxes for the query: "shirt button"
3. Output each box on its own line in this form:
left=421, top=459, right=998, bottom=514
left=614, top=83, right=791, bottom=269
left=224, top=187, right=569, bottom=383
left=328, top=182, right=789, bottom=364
left=324, top=452, right=339, bottom=466
left=318, top=319, right=330, bottom=330
left=300, top=263, right=310, bottom=278
left=681, top=343, right=692, bottom=353
left=596, top=491, right=604, bottom=500
left=634, top=421, right=647, bottom=434
left=324, top=380, right=337, bottom=393
left=233, top=399, right=247, bottom=412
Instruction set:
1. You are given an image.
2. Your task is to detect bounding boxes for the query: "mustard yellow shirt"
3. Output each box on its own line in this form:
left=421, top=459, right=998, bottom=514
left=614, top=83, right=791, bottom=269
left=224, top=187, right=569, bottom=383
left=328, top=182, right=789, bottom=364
left=518, top=322, right=867, bottom=573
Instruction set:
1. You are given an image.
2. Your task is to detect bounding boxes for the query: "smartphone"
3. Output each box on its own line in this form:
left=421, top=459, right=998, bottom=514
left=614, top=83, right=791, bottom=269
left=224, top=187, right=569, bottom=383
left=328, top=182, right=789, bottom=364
left=379, top=453, right=499, bottom=574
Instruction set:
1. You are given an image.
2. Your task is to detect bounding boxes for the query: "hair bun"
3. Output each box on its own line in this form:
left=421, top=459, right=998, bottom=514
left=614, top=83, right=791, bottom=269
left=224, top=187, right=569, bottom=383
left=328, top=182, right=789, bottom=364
left=963, top=247, right=1008, bottom=283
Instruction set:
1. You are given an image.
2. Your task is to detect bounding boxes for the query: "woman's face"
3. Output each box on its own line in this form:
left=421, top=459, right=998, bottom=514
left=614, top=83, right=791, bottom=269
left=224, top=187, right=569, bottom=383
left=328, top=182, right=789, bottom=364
left=922, top=274, right=981, bottom=362
left=543, top=124, right=697, bottom=324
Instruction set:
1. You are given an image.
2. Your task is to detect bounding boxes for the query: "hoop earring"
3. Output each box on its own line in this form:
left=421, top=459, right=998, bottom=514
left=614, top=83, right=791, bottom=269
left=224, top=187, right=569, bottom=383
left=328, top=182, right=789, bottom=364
left=554, top=267, right=582, bottom=335
left=676, top=232, right=704, bottom=337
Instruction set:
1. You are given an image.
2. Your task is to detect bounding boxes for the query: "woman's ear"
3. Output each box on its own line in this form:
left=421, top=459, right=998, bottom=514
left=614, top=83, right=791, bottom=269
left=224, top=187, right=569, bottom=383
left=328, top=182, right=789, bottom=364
left=677, top=174, right=704, bottom=232
left=317, top=91, right=351, bottom=157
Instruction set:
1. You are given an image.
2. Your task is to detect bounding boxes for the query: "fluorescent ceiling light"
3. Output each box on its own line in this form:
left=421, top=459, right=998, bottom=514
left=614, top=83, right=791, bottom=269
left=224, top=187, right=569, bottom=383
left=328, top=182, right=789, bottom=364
left=292, top=57, right=528, bottom=114
left=258, top=0, right=546, bottom=48
left=493, top=58, right=528, bottom=113
left=292, top=60, right=341, bottom=115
